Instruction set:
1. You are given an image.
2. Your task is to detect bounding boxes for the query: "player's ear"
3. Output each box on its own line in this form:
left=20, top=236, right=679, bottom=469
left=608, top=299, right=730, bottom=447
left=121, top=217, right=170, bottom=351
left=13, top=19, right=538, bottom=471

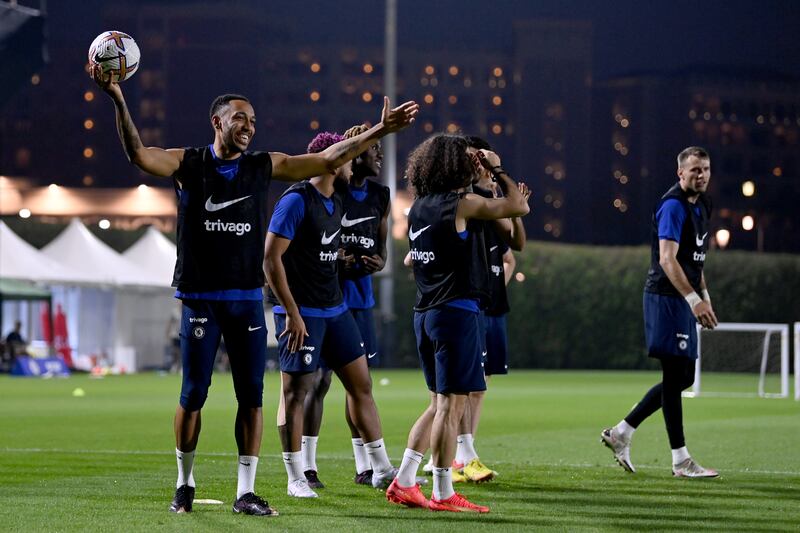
left=212, top=116, right=221, bottom=130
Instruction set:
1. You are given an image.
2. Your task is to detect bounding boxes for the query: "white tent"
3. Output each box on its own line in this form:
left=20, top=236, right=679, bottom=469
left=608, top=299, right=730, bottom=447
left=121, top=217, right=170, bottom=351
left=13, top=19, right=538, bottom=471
left=40, top=219, right=175, bottom=371
left=41, top=218, right=164, bottom=287
left=0, top=221, right=96, bottom=284
left=122, top=226, right=177, bottom=287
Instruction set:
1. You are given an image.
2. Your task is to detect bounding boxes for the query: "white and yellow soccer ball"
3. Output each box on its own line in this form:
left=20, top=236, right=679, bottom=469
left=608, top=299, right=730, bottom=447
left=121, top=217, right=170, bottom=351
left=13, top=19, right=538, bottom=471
left=88, top=31, right=140, bottom=82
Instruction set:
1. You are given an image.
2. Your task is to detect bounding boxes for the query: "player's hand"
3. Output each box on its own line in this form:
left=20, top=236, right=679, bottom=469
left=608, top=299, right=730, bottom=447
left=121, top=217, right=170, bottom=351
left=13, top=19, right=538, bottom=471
left=361, top=254, right=385, bottom=274
left=280, top=312, right=308, bottom=353
left=338, top=249, right=356, bottom=270
left=692, top=301, right=718, bottom=329
left=518, top=182, right=531, bottom=203
left=88, top=64, right=121, bottom=98
left=476, top=149, right=501, bottom=171
left=380, top=97, right=420, bottom=133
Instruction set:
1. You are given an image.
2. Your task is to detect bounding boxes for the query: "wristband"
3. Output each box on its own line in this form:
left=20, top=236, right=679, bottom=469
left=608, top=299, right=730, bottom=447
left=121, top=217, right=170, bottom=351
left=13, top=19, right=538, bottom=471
left=490, top=166, right=508, bottom=182
left=701, top=289, right=711, bottom=302
left=684, top=292, right=703, bottom=309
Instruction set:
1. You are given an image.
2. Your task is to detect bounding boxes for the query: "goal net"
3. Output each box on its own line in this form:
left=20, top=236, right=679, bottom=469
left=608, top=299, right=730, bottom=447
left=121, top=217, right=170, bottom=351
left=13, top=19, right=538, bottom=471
left=686, top=323, right=790, bottom=398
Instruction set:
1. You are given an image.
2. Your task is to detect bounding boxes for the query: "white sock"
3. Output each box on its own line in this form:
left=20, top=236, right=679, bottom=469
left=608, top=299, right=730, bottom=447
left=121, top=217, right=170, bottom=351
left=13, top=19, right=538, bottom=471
left=456, top=433, right=478, bottom=464
left=352, top=438, right=371, bottom=474
left=424, top=455, right=434, bottom=468
left=616, top=420, right=636, bottom=441
left=671, top=446, right=690, bottom=465
left=432, top=467, right=455, bottom=501
left=301, top=435, right=318, bottom=472
left=397, top=448, right=424, bottom=487
left=236, top=455, right=258, bottom=498
left=282, top=451, right=305, bottom=483
left=176, top=448, right=195, bottom=488
left=365, top=438, right=393, bottom=474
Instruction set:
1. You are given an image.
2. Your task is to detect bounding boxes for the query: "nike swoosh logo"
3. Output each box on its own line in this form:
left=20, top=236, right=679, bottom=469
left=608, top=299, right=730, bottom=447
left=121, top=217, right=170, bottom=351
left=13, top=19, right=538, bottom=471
left=489, top=245, right=498, bottom=252
left=695, top=232, right=708, bottom=247
left=321, top=228, right=341, bottom=245
left=205, top=194, right=252, bottom=212
left=341, top=214, right=376, bottom=227
left=367, top=352, right=377, bottom=359
left=248, top=326, right=262, bottom=332
left=239, top=462, right=251, bottom=466
left=408, top=225, right=431, bottom=241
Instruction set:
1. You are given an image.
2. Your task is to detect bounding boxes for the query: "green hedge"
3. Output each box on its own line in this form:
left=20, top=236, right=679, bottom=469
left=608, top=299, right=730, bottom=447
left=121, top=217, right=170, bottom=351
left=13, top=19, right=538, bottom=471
left=388, top=240, right=800, bottom=369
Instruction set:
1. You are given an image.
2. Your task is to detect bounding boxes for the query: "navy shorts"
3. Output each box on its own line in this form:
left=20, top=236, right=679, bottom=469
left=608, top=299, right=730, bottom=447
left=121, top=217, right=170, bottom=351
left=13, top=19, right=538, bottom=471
left=414, top=307, right=487, bottom=394
left=482, top=313, right=509, bottom=375
left=274, top=311, right=365, bottom=373
left=351, top=308, right=379, bottom=367
left=643, top=292, right=698, bottom=359
left=179, top=299, right=267, bottom=410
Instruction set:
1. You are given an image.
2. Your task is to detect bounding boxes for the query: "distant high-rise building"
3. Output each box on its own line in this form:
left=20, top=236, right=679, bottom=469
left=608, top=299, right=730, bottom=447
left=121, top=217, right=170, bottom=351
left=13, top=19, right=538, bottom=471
left=594, top=66, right=800, bottom=252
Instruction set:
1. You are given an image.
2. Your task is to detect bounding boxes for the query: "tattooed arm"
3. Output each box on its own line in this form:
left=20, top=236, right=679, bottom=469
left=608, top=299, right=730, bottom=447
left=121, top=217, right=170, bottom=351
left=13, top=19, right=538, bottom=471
left=90, top=65, right=183, bottom=178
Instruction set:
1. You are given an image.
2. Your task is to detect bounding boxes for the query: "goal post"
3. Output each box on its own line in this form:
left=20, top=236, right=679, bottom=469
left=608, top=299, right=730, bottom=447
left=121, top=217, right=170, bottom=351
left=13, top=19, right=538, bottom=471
left=690, top=322, right=790, bottom=398
left=795, top=322, right=799, bottom=401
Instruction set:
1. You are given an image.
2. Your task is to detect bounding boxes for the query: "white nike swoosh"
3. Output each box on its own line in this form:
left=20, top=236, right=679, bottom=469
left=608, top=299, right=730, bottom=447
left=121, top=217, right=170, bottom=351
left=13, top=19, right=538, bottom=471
left=489, top=245, right=498, bottom=252
left=341, top=214, right=376, bottom=227
left=408, top=225, right=431, bottom=241
left=248, top=326, right=262, bottom=331
left=205, top=194, right=252, bottom=212
left=321, top=228, right=341, bottom=245
left=695, top=232, right=708, bottom=247
left=367, top=352, right=377, bottom=359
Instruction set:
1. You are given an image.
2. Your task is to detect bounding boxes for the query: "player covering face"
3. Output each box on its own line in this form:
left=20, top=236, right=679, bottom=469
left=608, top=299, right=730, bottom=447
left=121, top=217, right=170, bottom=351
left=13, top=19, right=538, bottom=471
left=387, top=134, right=529, bottom=513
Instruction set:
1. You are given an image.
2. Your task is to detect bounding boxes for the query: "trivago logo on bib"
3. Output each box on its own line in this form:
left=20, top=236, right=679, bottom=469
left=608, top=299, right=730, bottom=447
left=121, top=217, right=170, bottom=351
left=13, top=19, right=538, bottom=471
left=204, top=219, right=252, bottom=236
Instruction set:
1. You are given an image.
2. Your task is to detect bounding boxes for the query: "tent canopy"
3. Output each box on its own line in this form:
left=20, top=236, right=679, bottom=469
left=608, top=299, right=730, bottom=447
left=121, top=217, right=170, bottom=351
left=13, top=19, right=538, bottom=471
left=0, top=220, right=97, bottom=284
left=41, top=218, right=167, bottom=287
left=122, top=226, right=176, bottom=288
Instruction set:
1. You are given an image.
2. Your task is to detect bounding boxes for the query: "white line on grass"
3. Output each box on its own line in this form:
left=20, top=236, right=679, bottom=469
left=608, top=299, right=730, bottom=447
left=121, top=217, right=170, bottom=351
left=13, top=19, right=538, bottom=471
left=3, top=448, right=798, bottom=476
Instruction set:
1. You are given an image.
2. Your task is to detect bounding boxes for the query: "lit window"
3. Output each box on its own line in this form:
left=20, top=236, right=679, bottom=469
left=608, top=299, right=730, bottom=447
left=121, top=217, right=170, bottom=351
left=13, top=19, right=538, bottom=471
left=83, top=175, right=94, bottom=186
left=613, top=199, right=622, bottom=208
left=620, top=118, right=630, bottom=128
left=493, top=67, right=503, bottom=77
left=773, top=167, right=782, bottom=177
left=83, top=147, right=94, bottom=159
left=446, top=123, right=458, bottom=133
left=448, top=65, right=459, bottom=76
left=310, top=120, right=319, bottom=130
left=31, top=74, right=40, bottom=85
left=741, top=181, right=755, bottom=197
left=310, top=62, right=321, bottom=73
left=84, top=91, right=95, bottom=102
left=491, top=124, right=502, bottom=135
left=619, top=175, right=629, bottom=184
left=84, top=119, right=94, bottom=130
left=424, top=94, right=434, bottom=104
left=492, top=95, right=502, bottom=106
left=424, top=65, right=435, bottom=75
left=423, top=122, right=434, bottom=133
left=310, top=91, right=320, bottom=102
left=742, top=215, right=754, bottom=231
left=363, top=63, right=374, bottom=74
left=448, top=95, right=457, bottom=105
left=362, top=92, right=373, bottom=103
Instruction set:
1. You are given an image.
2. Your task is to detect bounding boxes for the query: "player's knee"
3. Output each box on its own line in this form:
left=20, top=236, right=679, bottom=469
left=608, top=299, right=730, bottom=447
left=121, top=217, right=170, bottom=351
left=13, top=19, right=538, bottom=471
left=315, top=372, right=333, bottom=396
left=180, top=383, right=209, bottom=411
left=234, top=384, right=264, bottom=408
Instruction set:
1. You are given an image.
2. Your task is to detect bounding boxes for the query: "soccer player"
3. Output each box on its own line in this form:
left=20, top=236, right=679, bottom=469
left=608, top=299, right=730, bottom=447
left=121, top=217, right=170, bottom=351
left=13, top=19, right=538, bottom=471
left=90, top=64, right=418, bottom=515
left=264, top=131, right=399, bottom=498
left=457, top=137, right=528, bottom=482
left=300, top=124, right=391, bottom=489
left=601, top=146, right=719, bottom=478
left=386, top=134, right=529, bottom=512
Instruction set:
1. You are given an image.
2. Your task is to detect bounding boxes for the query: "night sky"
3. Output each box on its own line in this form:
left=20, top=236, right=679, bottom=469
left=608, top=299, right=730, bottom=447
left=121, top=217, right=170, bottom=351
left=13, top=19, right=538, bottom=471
left=39, top=0, right=800, bottom=81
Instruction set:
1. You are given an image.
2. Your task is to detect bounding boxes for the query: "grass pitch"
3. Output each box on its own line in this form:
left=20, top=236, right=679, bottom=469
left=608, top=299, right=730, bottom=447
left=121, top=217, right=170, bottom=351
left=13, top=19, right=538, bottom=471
left=1, top=370, right=798, bottom=532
